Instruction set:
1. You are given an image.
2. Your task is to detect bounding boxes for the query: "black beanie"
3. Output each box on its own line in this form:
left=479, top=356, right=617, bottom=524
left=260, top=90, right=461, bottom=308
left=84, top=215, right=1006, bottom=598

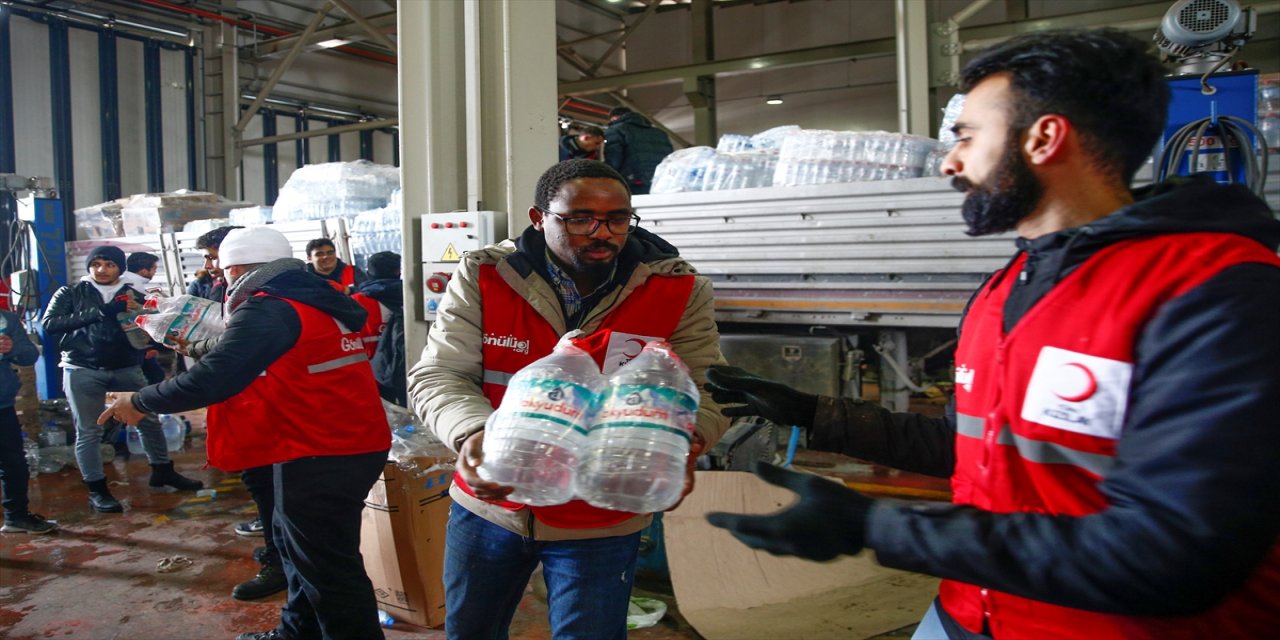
left=85, top=245, right=126, bottom=273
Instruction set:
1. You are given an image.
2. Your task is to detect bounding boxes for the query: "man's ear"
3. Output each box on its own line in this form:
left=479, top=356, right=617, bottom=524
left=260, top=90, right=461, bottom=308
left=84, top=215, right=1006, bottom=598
left=529, top=206, right=545, bottom=231
left=1023, top=114, right=1071, bottom=166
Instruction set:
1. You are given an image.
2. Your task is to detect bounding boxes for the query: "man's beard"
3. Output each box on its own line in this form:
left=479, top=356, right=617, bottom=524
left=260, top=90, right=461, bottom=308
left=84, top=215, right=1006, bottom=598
left=952, top=137, right=1043, bottom=237
left=570, top=242, right=618, bottom=280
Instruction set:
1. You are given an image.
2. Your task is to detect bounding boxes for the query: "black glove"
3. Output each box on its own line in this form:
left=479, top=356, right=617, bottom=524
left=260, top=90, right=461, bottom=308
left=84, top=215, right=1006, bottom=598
left=707, top=462, right=874, bottom=562
left=704, top=365, right=819, bottom=428
left=101, top=296, right=128, bottom=317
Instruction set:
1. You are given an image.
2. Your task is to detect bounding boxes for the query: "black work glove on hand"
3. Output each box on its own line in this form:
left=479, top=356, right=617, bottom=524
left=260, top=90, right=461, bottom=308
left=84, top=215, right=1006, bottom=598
left=101, top=297, right=129, bottom=317
left=704, top=365, right=819, bottom=428
left=706, top=462, right=874, bottom=562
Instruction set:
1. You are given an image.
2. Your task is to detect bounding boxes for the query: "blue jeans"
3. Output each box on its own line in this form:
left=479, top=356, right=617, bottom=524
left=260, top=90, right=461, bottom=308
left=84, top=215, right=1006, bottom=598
left=444, top=503, right=641, bottom=640
left=64, top=366, right=168, bottom=482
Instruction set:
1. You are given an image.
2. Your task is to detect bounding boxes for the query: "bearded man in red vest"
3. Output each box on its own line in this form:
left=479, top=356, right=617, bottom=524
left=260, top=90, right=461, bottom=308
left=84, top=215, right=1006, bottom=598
left=408, top=159, right=729, bottom=639
left=702, top=29, right=1280, bottom=640
left=100, top=227, right=392, bottom=640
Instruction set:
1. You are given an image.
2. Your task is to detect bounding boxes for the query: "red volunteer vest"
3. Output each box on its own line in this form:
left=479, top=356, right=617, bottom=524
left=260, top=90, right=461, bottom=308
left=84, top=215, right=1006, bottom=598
left=946, top=233, right=1280, bottom=639
left=455, top=263, right=696, bottom=529
left=206, top=294, right=391, bottom=471
left=352, top=292, right=391, bottom=357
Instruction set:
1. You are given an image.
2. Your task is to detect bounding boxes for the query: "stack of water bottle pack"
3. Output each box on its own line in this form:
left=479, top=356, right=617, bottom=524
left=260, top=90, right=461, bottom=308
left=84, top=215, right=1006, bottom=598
left=478, top=335, right=699, bottom=513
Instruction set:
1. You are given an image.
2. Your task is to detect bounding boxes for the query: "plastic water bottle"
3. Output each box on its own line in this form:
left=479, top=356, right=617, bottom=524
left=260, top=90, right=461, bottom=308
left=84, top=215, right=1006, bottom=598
left=478, top=337, right=604, bottom=506
left=160, top=414, right=184, bottom=452
left=40, top=423, right=66, bottom=448
left=125, top=426, right=145, bottom=455
left=377, top=609, right=395, bottom=628
left=577, top=341, right=699, bottom=513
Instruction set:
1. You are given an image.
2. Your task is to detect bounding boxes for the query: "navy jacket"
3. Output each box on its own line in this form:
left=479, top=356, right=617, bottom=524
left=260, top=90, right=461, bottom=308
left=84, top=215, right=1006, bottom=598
left=0, top=311, right=39, bottom=408
left=604, top=112, right=673, bottom=195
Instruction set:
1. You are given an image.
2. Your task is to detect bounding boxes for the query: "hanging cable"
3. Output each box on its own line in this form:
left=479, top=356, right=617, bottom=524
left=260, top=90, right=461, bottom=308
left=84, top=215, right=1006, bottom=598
left=1157, top=115, right=1269, bottom=195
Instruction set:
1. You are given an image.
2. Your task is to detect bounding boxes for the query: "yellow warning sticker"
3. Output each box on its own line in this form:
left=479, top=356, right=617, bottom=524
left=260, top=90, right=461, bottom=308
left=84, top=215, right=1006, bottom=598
left=440, top=243, right=461, bottom=262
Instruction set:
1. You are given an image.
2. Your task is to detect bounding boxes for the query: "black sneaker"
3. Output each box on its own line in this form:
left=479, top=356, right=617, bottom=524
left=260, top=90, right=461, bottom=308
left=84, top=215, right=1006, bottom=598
left=234, top=518, right=264, bottom=537
left=1, top=512, right=57, bottom=534
left=231, top=564, right=287, bottom=601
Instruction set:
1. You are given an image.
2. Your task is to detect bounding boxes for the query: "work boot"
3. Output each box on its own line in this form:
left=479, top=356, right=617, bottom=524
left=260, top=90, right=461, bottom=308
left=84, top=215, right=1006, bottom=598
left=1, top=512, right=58, bottom=534
left=85, top=479, right=123, bottom=513
left=232, top=563, right=287, bottom=601
left=149, top=462, right=204, bottom=491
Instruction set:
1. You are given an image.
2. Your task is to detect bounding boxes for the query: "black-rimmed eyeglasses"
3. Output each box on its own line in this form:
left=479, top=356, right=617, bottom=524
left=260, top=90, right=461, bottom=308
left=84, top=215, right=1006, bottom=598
left=537, top=208, right=641, bottom=236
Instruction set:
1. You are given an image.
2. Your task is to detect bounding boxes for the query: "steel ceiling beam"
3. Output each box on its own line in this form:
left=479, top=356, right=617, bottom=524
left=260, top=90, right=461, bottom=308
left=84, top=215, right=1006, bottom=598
left=251, top=10, right=395, bottom=57
left=586, top=0, right=659, bottom=76
left=234, top=1, right=334, bottom=134
left=558, top=37, right=895, bottom=96
left=328, top=0, right=397, bottom=53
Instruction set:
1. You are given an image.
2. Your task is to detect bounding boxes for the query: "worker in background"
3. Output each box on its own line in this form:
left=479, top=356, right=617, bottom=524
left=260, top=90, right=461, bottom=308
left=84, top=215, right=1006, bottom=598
left=171, top=225, right=287, bottom=601
left=122, top=252, right=166, bottom=385
left=101, top=227, right=391, bottom=640
left=603, top=106, right=673, bottom=195
left=352, top=251, right=405, bottom=406
left=703, top=29, right=1280, bottom=640
left=559, top=124, right=605, bottom=161
left=0, top=309, right=55, bottom=534
left=408, top=159, right=729, bottom=639
left=40, top=245, right=204, bottom=514
left=193, top=225, right=243, bottom=304
left=305, top=238, right=366, bottom=293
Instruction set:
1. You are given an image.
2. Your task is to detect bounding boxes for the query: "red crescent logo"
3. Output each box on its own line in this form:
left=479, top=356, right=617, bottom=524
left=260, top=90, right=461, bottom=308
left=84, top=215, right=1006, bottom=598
left=622, top=338, right=647, bottom=358
left=1054, top=362, right=1097, bottom=402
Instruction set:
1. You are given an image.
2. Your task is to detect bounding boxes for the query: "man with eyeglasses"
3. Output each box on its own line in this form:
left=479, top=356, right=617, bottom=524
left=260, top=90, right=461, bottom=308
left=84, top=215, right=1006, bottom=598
left=408, top=159, right=729, bottom=640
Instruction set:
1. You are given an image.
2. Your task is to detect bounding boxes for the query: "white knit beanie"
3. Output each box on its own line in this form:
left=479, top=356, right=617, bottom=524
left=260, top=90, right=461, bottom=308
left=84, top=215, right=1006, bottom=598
left=219, top=227, right=293, bottom=267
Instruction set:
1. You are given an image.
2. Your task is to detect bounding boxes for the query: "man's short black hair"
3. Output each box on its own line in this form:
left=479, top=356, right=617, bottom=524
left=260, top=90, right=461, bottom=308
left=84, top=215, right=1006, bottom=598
left=534, top=159, right=631, bottom=211
left=366, top=251, right=401, bottom=279
left=126, top=252, right=159, bottom=273
left=306, top=238, right=336, bottom=256
left=959, top=28, right=1169, bottom=184
left=608, top=106, right=632, bottom=120
left=194, top=225, right=244, bottom=250
left=580, top=125, right=605, bottom=138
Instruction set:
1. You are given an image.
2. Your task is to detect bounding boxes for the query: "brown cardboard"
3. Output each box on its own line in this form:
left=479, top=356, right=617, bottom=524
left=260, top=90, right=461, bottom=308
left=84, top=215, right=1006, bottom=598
left=360, top=458, right=453, bottom=628
left=664, top=471, right=940, bottom=640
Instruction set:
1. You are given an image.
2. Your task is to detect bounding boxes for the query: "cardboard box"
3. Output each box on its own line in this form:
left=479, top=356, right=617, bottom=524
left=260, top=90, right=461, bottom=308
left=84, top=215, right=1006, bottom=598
left=663, top=471, right=939, bottom=639
left=360, top=458, right=453, bottom=629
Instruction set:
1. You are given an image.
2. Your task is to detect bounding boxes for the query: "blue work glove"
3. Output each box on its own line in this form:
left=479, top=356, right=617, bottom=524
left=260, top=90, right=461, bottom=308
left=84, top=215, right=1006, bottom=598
left=704, top=365, right=819, bottom=428
left=706, top=462, right=874, bottom=562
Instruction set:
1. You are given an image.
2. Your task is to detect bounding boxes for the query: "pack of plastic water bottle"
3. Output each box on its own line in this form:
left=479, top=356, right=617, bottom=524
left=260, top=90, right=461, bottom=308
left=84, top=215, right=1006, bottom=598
left=576, top=341, right=699, bottom=513
left=478, top=336, right=604, bottom=506
left=480, top=336, right=699, bottom=513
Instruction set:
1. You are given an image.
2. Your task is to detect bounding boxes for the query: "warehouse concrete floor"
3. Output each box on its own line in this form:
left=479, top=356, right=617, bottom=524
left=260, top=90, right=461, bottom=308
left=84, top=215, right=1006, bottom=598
left=1, top=410, right=925, bottom=640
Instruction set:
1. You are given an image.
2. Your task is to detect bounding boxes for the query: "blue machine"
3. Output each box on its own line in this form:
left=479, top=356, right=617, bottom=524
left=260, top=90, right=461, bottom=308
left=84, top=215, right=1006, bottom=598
left=16, top=193, right=67, bottom=400
left=1159, top=70, right=1259, bottom=186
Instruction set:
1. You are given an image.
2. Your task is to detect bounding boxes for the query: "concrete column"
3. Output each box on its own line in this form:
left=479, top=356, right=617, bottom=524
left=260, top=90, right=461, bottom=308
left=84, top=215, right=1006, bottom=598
left=398, top=0, right=557, bottom=359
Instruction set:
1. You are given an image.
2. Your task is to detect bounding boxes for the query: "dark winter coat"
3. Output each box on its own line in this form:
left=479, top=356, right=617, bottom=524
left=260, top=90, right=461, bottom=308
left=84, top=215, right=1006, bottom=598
left=40, top=281, right=146, bottom=370
left=603, top=112, right=673, bottom=195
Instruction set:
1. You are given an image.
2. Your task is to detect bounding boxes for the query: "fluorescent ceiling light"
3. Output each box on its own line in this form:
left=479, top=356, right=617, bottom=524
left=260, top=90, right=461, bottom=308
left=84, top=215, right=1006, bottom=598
left=316, top=38, right=351, bottom=49
left=765, top=95, right=784, bottom=105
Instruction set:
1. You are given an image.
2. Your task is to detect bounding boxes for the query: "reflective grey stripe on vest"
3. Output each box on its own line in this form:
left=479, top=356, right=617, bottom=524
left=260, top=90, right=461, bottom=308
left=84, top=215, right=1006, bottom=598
left=482, top=370, right=513, bottom=387
left=306, top=353, right=367, bottom=374
left=362, top=335, right=381, bottom=343
left=955, top=412, right=1114, bottom=477
left=956, top=413, right=985, bottom=438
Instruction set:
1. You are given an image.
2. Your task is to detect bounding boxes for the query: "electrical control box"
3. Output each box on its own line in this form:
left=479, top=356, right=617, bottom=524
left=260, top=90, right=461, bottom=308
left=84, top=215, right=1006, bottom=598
left=421, top=210, right=507, bottom=320
left=8, top=270, right=39, bottom=311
